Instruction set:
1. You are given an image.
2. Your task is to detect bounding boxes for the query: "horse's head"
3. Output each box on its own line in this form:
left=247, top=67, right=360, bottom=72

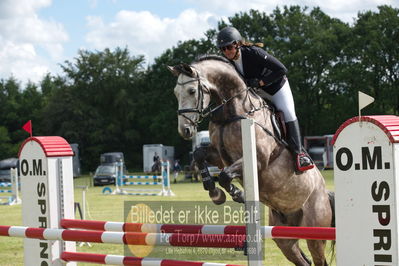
left=168, top=63, right=211, bottom=140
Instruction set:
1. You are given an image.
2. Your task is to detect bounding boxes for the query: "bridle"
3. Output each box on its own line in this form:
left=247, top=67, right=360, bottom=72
left=176, top=71, right=210, bottom=127
left=175, top=64, right=285, bottom=146
left=176, top=66, right=251, bottom=128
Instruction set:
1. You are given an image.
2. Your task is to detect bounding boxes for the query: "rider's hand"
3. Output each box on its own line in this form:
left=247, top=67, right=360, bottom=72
left=247, top=78, right=261, bottom=88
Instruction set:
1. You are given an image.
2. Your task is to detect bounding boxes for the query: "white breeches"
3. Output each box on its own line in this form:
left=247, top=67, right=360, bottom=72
left=262, top=81, right=297, bottom=122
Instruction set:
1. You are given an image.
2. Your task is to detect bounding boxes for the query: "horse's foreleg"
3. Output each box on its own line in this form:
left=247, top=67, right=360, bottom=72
left=193, top=147, right=226, bottom=205
left=219, top=158, right=245, bottom=204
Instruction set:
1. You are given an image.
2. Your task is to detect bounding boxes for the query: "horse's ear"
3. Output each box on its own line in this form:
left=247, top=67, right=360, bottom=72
left=180, top=63, right=195, bottom=77
left=167, top=65, right=180, bottom=76
left=167, top=64, right=196, bottom=78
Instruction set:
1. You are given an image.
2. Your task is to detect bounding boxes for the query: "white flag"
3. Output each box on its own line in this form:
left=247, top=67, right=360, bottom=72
left=359, top=91, right=374, bottom=110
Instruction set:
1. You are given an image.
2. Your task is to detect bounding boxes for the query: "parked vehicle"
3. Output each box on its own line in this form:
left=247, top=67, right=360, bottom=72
left=93, top=164, right=118, bottom=186
left=143, top=144, right=174, bottom=173
left=304, top=135, right=334, bottom=170
left=93, top=152, right=124, bottom=186
left=100, top=152, right=124, bottom=164
left=188, top=131, right=221, bottom=180
left=70, top=143, right=81, bottom=178
left=0, top=158, right=18, bottom=182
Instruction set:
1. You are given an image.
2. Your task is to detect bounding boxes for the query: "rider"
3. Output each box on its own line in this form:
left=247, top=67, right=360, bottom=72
left=216, top=26, right=314, bottom=173
left=153, top=152, right=160, bottom=163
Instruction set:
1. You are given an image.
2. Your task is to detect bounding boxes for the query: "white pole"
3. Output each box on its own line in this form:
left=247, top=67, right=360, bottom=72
left=161, top=161, right=175, bottom=196
left=10, top=168, right=21, bottom=205
left=241, top=119, right=263, bottom=266
left=114, top=161, right=123, bottom=194
left=77, top=185, right=91, bottom=248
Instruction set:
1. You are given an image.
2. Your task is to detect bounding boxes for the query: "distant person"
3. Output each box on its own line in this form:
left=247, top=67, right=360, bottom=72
left=153, top=152, right=160, bottom=163
left=173, top=160, right=181, bottom=184
left=152, top=152, right=161, bottom=173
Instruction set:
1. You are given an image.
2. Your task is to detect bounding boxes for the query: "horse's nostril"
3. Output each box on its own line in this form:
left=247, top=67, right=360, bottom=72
left=184, top=128, right=191, bottom=137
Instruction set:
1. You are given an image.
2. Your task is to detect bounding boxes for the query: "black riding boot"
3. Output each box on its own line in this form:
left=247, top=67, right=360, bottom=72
left=285, top=120, right=314, bottom=173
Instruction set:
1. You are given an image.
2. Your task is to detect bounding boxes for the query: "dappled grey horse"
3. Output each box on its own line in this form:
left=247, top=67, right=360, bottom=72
left=168, top=55, right=334, bottom=266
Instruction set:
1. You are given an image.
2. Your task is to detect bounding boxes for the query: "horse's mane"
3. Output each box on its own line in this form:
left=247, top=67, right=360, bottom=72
left=194, top=54, right=232, bottom=65
left=193, top=54, right=244, bottom=87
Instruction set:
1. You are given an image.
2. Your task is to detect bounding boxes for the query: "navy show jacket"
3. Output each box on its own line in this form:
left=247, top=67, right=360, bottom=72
left=230, top=45, right=288, bottom=95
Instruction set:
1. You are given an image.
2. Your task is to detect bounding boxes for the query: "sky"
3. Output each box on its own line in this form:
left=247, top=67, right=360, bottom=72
left=0, top=0, right=397, bottom=85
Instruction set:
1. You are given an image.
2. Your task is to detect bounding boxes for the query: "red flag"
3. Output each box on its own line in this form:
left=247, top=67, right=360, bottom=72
left=22, top=120, right=32, bottom=137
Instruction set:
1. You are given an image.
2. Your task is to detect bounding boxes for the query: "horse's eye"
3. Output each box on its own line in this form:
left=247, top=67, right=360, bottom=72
left=188, top=88, right=196, bottom=95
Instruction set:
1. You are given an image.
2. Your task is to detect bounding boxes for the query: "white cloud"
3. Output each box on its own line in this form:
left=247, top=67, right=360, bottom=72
left=0, top=0, right=68, bottom=84
left=85, top=9, right=219, bottom=64
left=84, top=0, right=395, bottom=66
left=1, top=0, right=397, bottom=85
left=186, top=0, right=395, bottom=23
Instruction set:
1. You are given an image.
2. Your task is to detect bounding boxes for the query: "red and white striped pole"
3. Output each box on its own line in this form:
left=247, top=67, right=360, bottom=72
left=0, top=226, right=245, bottom=248
left=61, top=219, right=335, bottom=240
left=61, top=251, right=244, bottom=266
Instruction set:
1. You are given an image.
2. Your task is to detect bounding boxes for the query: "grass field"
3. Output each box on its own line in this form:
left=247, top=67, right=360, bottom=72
left=0, top=170, right=335, bottom=266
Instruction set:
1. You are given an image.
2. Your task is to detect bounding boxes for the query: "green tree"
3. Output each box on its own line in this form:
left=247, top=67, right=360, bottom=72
left=42, top=47, right=146, bottom=170
left=343, top=5, right=399, bottom=115
left=137, top=36, right=216, bottom=163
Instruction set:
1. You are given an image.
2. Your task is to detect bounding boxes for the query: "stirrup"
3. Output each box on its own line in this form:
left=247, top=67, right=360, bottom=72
left=296, top=153, right=314, bottom=172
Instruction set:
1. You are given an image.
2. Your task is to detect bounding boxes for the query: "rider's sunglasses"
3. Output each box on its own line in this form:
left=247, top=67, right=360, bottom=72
left=220, top=42, right=236, bottom=52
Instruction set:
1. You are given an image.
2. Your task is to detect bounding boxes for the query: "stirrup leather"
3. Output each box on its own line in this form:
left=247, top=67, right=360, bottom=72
left=296, top=153, right=314, bottom=172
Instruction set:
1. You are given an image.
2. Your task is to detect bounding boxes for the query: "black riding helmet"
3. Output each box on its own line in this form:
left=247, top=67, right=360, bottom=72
left=217, top=26, right=242, bottom=48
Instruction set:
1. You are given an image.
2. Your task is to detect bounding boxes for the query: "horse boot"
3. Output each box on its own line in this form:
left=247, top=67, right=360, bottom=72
left=285, top=119, right=314, bottom=173
left=193, top=148, right=226, bottom=205
left=219, top=171, right=245, bottom=203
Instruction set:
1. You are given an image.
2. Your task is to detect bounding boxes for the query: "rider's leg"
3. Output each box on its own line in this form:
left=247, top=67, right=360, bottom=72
left=285, top=120, right=314, bottom=172
left=267, top=81, right=314, bottom=172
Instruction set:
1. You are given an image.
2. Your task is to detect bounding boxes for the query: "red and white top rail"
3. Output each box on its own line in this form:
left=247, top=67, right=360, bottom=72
left=61, top=219, right=335, bottom=240
left=61, top=251, right=244, bottom=266
left=0, top=225, right=245, bottom=248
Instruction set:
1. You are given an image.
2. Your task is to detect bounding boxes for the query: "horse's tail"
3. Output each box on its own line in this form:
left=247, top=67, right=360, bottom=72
left=328, top=190, right=336, bottom=265
left=328, top=191, right=335, bottom=227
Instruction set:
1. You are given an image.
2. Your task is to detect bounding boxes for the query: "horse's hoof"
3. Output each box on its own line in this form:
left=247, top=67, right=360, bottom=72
left=232, top=191, right=245, bottom=204
left=209, top=188, right=226, bottom=205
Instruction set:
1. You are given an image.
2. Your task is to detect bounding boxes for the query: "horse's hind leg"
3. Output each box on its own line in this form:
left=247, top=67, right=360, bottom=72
left=270, top=209, right=312, bottom=266
left=306, top=240, right=328, bottom=266
left=303, top=189, right=333, bottom=266
left=273, top=239, right=312, bottom=266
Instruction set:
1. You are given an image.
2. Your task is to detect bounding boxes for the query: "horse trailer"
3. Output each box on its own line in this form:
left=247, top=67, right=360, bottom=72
left=143, top=144, right=174, bottom=173
left=70, top=143, right=81, bottom=178
left=304, top=135, right=334, bottom=170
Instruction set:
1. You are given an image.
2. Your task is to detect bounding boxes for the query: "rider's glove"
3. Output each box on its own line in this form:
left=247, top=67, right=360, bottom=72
left=246, top=78, right=260, bottom=88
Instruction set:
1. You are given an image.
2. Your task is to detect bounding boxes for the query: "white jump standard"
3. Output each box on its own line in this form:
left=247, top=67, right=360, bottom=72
left=332, top=115, right=399, bottom=266
left=111, top=161, right=174, bottom=196
left=0, top=168, right=21, bottom=205
left=18, top=136, right=76, bottom=266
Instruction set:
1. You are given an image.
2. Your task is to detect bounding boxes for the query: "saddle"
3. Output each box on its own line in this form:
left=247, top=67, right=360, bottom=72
left=263, top=99, right=287, bottom=142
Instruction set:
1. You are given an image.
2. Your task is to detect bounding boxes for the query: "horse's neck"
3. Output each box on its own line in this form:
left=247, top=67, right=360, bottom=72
left=214, top=85, right=262, bottom=115
left=202, top=63, right=268, bottom=117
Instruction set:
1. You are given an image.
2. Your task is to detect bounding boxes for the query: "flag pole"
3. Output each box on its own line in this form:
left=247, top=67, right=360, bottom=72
left=22, top=120, right=33, bottom=138
left=358, top=91, right=375, bottom=123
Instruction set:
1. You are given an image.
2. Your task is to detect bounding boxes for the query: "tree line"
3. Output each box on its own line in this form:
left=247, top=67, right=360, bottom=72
left=0, top=5, right=398, bottom=172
